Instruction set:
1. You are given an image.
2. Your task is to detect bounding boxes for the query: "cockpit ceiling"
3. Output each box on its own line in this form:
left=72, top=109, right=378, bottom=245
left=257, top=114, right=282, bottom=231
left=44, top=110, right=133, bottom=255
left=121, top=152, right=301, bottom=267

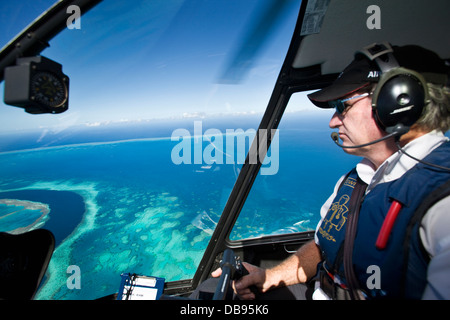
left=293, top=0, right=450, bottom=76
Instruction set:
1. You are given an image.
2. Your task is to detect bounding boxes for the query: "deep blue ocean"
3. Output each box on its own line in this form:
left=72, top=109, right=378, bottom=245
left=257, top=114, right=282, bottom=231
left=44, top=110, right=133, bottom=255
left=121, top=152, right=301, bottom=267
left=0, top=113, right=359, bottom=299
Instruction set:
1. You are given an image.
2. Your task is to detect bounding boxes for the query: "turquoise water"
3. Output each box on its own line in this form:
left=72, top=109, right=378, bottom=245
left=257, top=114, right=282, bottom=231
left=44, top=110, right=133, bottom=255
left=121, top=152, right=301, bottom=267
left=0, top=201, right=48, bottom=232
left=0, top=115, right=359, bottom=299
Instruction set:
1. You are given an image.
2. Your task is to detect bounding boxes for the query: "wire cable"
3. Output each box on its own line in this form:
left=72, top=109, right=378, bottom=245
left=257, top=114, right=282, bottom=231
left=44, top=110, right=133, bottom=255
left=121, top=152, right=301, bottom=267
left=395, top=140, right=450, bottom=171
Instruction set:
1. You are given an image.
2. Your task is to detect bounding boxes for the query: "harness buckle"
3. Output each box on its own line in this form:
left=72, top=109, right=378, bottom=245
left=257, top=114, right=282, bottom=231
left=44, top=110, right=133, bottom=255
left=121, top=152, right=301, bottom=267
left=318, top=264, right=353, bottom=300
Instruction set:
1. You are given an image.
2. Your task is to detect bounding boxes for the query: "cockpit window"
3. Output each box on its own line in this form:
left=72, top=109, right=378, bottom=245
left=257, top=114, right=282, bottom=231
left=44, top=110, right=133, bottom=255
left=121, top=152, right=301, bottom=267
left=0, top=0, right=301, bottom=299
left=230, top=93, right=360, bottom=241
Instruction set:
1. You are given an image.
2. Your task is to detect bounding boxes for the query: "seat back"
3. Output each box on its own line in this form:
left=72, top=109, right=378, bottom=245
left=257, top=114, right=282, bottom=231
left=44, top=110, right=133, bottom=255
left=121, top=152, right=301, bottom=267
left=0, top=229, right=55, bottom=299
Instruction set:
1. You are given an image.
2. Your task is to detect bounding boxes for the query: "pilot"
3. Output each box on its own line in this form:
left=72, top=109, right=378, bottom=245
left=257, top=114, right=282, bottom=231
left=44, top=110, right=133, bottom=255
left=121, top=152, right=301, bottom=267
left=222, top=43, right=450, bottom=300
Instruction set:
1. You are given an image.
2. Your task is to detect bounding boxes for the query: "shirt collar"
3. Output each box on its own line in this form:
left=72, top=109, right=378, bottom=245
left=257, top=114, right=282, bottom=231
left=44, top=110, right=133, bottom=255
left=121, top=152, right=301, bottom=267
left=356, top=130, right=448, bottom=192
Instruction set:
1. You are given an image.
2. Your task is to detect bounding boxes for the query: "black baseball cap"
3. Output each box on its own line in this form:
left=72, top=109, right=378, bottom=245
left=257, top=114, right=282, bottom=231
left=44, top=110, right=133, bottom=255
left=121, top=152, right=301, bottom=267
left=307, top=43, right=448, bottom=108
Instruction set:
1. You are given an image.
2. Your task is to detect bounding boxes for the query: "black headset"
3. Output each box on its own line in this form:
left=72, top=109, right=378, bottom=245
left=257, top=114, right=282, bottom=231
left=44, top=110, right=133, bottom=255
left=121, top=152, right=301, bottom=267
left=358, top=42, right=429, bottom=135
left=353, top=43, right=450, bottom=171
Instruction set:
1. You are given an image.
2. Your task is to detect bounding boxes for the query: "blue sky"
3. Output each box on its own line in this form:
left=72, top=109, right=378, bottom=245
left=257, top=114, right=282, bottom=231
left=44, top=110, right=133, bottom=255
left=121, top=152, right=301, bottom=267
left=0, top=0, right=320, bottom=133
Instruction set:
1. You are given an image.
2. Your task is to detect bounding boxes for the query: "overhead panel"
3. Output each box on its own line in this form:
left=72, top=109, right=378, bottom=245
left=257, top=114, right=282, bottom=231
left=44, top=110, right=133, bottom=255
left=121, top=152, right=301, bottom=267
left=293, top=0, right=450, bottom=77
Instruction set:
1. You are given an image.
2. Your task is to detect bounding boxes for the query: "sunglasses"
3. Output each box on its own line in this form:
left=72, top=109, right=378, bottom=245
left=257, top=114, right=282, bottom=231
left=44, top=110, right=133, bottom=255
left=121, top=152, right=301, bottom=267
left=328, top=92, right=370, bottom=114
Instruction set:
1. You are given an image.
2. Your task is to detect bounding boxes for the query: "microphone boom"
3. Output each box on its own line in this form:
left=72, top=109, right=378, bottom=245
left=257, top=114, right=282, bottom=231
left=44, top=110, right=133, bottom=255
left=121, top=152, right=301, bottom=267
left=331, top=131, right=399, bottom=148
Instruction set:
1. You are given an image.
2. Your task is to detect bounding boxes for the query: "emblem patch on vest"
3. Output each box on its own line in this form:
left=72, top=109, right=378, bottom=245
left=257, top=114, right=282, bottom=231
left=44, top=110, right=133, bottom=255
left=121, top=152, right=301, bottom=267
left=318, top=176, right=356, bottom=242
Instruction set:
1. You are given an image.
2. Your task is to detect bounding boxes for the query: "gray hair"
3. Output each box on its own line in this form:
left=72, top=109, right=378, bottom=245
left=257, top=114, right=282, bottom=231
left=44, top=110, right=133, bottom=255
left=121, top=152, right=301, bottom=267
left=416, top=83, right=450, bottom=133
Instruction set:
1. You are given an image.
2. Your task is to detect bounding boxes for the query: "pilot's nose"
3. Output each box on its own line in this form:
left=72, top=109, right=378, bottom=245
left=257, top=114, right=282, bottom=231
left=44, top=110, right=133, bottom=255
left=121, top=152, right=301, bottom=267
left=329, top=111, right=343, bottom=129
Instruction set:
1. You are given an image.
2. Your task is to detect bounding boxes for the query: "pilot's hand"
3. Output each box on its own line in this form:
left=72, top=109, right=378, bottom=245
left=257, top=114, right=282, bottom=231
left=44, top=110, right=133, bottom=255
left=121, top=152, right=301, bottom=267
left=233, top=262, right=265, bottom=300
left=211, top=262, right=266, bottom=300
left=211, top=267, right=223, bottom=278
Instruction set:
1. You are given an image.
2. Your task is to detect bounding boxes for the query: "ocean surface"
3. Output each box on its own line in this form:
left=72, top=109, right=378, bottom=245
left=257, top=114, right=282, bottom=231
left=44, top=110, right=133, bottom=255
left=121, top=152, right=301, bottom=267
left=0, top=113, right=359, bottom=299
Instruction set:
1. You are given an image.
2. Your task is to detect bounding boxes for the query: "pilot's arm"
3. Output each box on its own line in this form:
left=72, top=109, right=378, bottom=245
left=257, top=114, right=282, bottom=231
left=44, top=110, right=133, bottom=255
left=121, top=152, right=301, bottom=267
left=233, top=240, right=322, bottom=300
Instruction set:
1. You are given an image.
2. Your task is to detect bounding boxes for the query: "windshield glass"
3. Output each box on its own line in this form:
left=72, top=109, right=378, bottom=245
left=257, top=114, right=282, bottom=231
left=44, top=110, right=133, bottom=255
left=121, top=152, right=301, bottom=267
left=0, top=0, right=303, bottom=299
left=230, top=94, right=360, bottom=241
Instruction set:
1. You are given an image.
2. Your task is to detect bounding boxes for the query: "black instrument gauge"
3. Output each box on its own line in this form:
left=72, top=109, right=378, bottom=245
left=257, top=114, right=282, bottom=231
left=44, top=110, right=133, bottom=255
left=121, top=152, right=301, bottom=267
left=30, top=71, right=68, bottom=108
left=4, top=56, right=69, bottom=114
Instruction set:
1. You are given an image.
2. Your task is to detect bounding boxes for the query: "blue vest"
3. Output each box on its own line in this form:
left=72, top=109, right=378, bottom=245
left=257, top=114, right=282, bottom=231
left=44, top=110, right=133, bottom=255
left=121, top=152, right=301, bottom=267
left=317, top=141, right=450, bottom=299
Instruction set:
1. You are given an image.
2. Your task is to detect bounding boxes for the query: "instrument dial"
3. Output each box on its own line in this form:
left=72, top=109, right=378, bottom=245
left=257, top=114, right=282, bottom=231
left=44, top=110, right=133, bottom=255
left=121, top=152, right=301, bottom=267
left=30, top=71, right=68, bottom=108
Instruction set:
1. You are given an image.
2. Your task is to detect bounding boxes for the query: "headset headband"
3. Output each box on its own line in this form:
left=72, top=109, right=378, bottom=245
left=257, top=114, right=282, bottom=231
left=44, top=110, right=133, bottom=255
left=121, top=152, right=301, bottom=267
left=358, top=42, right=399, bottom=72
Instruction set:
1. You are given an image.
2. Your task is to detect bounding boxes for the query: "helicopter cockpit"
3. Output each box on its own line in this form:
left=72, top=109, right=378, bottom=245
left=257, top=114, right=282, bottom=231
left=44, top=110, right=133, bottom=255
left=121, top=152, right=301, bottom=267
left=0, top=0, right=449, bottom=302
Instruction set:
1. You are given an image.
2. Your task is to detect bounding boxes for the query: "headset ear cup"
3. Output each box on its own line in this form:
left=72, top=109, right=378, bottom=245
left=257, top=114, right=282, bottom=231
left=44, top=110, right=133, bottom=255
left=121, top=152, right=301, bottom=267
left=372, top=68, right=429, bottom=133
